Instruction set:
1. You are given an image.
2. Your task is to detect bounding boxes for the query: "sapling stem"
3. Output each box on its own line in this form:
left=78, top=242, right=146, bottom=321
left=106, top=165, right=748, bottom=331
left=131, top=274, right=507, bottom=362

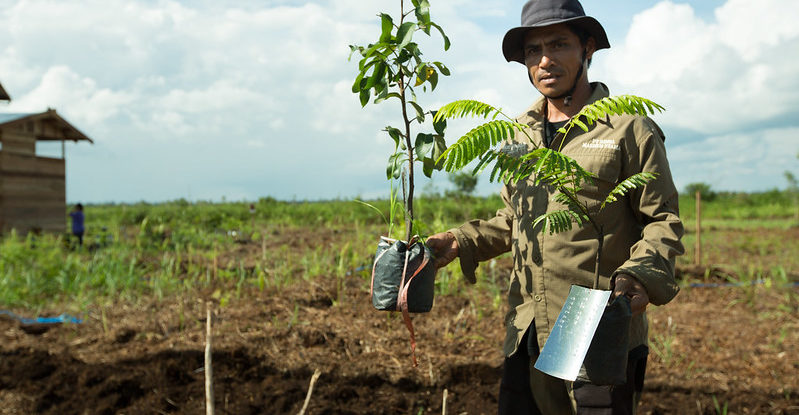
left=397, top=26, right=415, bottom=243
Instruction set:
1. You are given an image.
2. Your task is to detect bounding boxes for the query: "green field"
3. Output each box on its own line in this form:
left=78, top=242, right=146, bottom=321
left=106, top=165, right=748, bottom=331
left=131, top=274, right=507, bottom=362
left=1, top=191, right=798, bottom=414
left=1, top=190, right=797, bottom=311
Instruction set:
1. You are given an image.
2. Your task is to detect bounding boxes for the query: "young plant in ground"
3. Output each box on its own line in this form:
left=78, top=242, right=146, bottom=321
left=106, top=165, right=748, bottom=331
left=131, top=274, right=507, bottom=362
left=434, top=96, right=664, bottom=287
left=350, top=0, right=450, bottom=242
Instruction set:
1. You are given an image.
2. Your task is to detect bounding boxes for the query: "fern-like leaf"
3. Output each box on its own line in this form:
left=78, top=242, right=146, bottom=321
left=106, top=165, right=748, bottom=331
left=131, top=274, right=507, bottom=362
left=434, top=99, right=503, bottom=122
left=528, top=148, right=595, bottom=189
left=439, top=120, right=526, bottom=171
left=570, top=95, right=665, bottom=133
left=551, top=191, right=586, bottom=213
left=533, top=209, right=587, bottom=234
left=601, top=172, right=658, bottom=210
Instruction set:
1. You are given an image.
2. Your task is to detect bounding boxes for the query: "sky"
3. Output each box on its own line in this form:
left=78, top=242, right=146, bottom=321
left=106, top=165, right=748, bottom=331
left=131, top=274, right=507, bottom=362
left=0, top=0, right=797, bottom=203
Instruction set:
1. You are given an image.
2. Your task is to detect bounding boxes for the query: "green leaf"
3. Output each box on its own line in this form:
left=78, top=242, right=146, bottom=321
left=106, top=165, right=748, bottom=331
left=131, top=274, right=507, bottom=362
left=357, top=57, right=379, bottom=76
left=385, top=126, right=404, bottom=149
left=601, top=172, right=658, bottom=210
left=432, top=136, right=446, bottom=168
left=409, top=101, right=425, bottom=122
left=428, top=69, right=438, bottom=90
left=386, top=153, right=407, bottom=180
left=415, top=0, right=431, bottom=30
left=572, top=118, right=588, bottom=132
left=533, top=209, right=585, bottom=234
left=422, top=157, right=435, bottom=178
left=359, top=89, right=369, bottom=107
left=415, top=133, right=434, bottom=159
left=414, top=63, right=428, bottom=86
left=365, top=62, right=387, bottom=90
left=374, top=91, right=401, bottom=104
left=380, top=14, right=393, bottom=42
left=430, top=22, right=450, bottom=50
left=435, top=100, right=502, bottom=121
left=351, top=71, right=365, bottom=93
left=432, top=111, right=447, bottom=135
left=352, top=199, right=389, bottom=226
left=396, top=22, right=417, bottom=50
left=438, top=120, right=526, bottom=171
left=433, top=61, right=450, bottom=76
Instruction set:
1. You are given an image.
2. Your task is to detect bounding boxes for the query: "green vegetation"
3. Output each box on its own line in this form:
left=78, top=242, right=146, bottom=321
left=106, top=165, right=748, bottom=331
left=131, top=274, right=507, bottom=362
left=434, top=96, right=665, bottom=288
left=0, top=189, right=797, bottom=311
left=349, top=0, right=451, bottom=241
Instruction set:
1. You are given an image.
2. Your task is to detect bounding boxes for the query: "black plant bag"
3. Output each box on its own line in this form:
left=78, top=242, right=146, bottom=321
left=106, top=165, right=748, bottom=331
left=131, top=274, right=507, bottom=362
left=370, top=236, right=436, bottom=312
left=578, top=295, right=632, bottom=385
left=370, top=236, right=436, bottom=367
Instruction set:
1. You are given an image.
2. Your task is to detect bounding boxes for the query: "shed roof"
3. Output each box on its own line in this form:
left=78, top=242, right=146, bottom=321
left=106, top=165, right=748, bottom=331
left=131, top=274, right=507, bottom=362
left=0, top=82, right=9, bottom=101
left=0, top=109, right=93, bottom=143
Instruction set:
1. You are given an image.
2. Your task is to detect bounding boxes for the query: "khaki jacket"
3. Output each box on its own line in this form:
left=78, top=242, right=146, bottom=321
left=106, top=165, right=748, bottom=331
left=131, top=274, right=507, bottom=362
left=450, top=83, right=684, bottom=357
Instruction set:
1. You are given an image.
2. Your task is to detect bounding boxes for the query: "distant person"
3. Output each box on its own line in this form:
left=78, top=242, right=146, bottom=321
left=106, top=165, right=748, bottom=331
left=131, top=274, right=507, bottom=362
left=69, top=203, right=85, bottom=246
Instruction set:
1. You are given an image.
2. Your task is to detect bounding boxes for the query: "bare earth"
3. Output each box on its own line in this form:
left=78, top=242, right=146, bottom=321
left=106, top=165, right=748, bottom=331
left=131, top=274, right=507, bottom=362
left=1, top=228, right=798, bottom=414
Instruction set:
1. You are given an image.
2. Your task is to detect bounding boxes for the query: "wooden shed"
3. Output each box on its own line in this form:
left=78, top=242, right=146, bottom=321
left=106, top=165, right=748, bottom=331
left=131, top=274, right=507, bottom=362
left=0, top=109, right=93, bottom=234
left=0, top=82, right=9, bottom=101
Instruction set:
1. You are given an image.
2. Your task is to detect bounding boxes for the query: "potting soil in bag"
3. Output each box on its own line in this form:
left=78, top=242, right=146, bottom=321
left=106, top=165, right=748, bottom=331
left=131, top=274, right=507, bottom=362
left=370, top=236, right=436, bottom=313
left=369, top=235, right=436, bottom=366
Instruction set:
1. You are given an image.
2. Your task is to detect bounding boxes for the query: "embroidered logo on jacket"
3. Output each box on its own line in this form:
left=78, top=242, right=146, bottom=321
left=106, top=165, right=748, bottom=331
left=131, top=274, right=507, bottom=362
left=582, top=139, right=620, bottom=150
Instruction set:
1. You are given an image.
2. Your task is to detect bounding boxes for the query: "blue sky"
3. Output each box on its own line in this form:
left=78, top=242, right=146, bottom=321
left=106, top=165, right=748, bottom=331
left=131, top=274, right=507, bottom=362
left=0, top=0, right=797, bottom=203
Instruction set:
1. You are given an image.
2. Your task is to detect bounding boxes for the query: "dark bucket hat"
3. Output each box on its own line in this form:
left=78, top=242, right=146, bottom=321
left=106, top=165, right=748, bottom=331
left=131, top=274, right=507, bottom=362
left=502, top=0, right=610, bottom=64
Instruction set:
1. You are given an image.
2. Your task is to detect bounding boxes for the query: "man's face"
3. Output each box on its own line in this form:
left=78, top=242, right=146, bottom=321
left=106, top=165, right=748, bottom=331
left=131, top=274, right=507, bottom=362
left=523, top=24, right=595, bottom=98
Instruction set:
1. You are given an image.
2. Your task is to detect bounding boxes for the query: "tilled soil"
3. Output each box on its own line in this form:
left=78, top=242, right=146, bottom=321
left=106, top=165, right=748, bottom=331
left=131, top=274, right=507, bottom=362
left=1, top=260, right=798, bottom=414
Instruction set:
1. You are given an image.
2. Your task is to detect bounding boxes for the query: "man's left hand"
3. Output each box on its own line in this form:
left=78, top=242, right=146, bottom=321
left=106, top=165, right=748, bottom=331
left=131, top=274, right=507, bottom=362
left=612, top=274, right=649, bottom=315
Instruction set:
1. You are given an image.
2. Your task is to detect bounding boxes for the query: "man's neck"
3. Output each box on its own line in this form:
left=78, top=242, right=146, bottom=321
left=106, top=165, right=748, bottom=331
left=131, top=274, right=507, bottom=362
left=545, top=80, right=593, bottom=122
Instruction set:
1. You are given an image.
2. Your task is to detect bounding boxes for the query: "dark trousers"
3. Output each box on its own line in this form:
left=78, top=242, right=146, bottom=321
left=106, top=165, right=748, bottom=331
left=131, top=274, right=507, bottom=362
left=73, top=231, right=84, bottom=246
left=498, top=325, right=647, bottom=415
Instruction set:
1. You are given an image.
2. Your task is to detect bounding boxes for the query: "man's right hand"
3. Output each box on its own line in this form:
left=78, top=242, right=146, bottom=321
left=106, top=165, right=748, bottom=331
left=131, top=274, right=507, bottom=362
left=426, top=232, right=459, bottom=269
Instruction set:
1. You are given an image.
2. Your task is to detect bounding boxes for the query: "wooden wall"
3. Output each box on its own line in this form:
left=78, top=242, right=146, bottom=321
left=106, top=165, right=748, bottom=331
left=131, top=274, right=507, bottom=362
left=0, top=129, right=66, bottom=234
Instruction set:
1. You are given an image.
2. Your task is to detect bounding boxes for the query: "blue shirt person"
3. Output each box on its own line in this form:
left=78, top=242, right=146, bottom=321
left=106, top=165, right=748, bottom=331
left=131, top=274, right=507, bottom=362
left=69, top=203, right=85, bottom=246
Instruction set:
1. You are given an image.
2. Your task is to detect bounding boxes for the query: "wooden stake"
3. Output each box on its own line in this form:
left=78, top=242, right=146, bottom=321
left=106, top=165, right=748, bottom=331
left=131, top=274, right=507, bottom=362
left=205, top=303, right=215, bottom=415
left=695, top=191, right=702, bottom=266
left=298, top=369, right=321, bottom=415
left=442, top=389, right=448, bottom=415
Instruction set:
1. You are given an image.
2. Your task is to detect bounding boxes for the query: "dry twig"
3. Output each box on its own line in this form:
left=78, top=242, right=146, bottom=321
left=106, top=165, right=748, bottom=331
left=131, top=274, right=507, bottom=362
left=205, top=303, right=214, bottom=415
left=298, top=369, right=322, bottom=415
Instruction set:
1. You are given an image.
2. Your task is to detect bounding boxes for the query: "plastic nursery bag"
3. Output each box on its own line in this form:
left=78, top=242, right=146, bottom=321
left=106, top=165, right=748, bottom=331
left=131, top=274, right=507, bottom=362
left=579, top=294, right=632, bottom=385
left=370, top=236, right=436, bottom=313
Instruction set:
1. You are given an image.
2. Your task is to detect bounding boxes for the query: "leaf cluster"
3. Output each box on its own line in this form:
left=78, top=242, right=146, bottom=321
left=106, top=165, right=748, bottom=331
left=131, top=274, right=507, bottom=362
left=349, top=0, right=449, bottom=109
left=435, top=95, right=666, bottom=234
left=349, top=0, right=452, bottom=183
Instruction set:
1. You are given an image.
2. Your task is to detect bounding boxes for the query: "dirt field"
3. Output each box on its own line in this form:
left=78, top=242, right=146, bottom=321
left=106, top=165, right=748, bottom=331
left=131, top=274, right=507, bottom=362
left=1, top=228, right=798, bottom=414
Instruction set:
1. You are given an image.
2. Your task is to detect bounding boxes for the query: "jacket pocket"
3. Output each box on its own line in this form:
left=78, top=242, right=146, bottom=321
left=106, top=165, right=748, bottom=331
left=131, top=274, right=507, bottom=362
left=570, top=153, right=621, bottom=212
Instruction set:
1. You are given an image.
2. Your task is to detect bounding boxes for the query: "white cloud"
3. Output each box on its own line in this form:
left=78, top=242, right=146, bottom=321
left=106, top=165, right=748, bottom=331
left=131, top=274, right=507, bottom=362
left=2, top=0, right=796, bottom=203
left=670, top=127, right=799, bottom=191
left=597, top=0, right=799, bottom=134
left=715, top=0, right=799, bottom=58
left=7, top=65, right=133, bottom=125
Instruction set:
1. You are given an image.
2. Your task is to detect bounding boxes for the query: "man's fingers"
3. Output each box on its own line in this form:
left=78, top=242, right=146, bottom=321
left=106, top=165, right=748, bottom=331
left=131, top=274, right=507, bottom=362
left=426, top=232, right=459, bottom=269
left=612, top=274, right=649, bottom=315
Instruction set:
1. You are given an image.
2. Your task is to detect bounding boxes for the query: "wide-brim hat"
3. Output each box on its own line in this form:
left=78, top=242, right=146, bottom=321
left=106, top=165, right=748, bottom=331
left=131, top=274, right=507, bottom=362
left=502, top=0, right=610, bottom=64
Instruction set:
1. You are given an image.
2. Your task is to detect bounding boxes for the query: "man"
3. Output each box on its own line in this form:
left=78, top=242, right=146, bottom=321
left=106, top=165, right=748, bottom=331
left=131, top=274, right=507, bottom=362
left=426, top=0, right=684, bottom=413
left=69, top=203, right=85, bottom=247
